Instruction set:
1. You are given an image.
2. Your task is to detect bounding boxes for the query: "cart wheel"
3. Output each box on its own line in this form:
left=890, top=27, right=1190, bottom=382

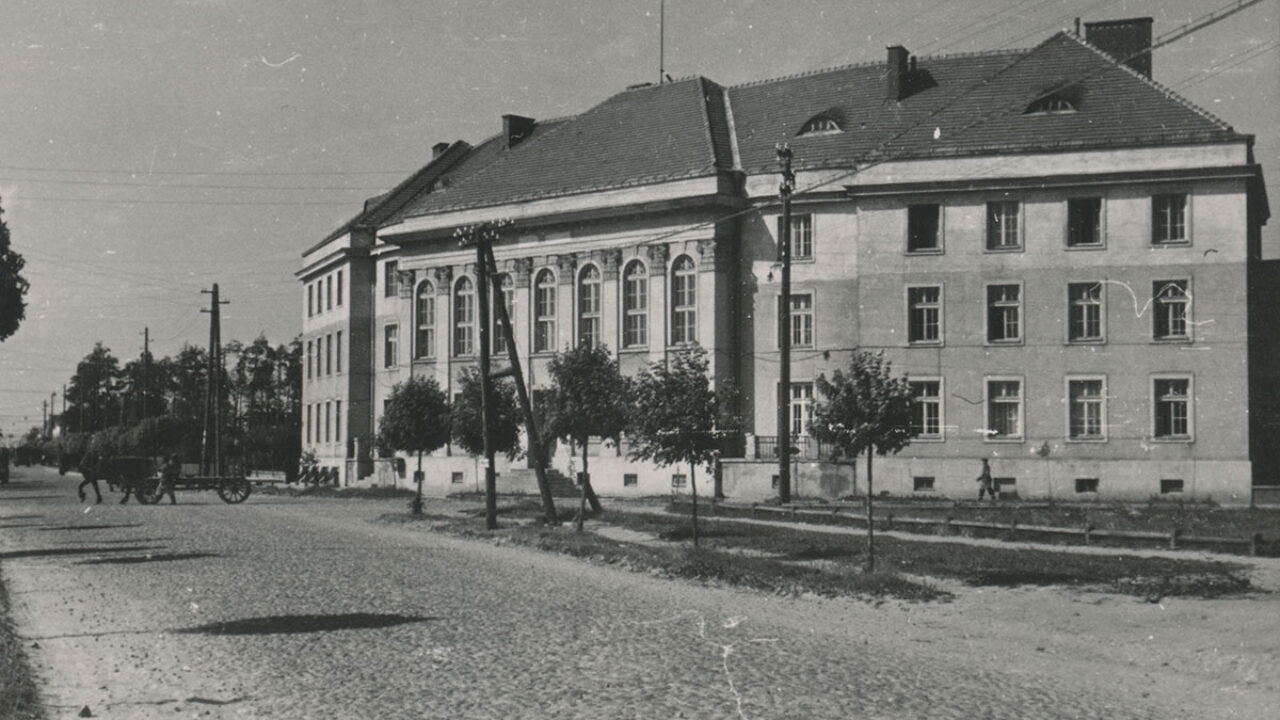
left=217, top=477, right=251, bottom=504
left=131, top=477, right=160, bottom=505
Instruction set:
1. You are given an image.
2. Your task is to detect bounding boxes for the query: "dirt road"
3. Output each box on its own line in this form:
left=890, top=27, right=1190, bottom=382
left=2, top=466, right=1277, bottom=718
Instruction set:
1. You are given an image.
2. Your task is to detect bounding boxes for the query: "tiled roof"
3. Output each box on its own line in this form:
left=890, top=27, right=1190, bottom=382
left=730, top=32, right=1243, bottom=175
left=401, top=77, right=732, bottom=218
left=378, top=30, right=1248, bottom=227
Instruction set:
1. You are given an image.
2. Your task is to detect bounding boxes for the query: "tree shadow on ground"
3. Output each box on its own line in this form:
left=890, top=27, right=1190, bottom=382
left=0, top=545, right=164, bottom=560
left=76, top=552, right=220, bottom=565
left=38, top=524, right=143, bottom=532
left=0, top=513, right=45, bottom=521
left=175, top=613, right=437, bottom=636
left=965, top=571, right=1082, bottom=587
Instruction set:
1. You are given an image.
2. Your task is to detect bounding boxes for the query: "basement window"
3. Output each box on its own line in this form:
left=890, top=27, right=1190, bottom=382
left=671, top=474, right=687, bottom=490
left=451, top=472, right=464, bottom=484
left=913, top=476, right=936, bottom=492
left=1161, top=478, right=1184, bottom=495
left=1075, top=477, right=1100, bottom=494
left=623, top=473, right=638, bottom=487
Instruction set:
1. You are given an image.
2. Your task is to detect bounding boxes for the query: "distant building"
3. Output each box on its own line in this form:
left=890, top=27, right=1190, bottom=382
left=299, top=18, right=1273, bottom=503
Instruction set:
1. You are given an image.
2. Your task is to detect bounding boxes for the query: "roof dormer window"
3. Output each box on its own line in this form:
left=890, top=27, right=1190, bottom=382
left=798, top=109, right=845, bottom=136
left=1024, top=94, right=1077, bottom=115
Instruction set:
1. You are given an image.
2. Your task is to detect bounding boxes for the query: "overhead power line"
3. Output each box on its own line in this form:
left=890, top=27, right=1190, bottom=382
left=0, top=164, right=412, bottom=177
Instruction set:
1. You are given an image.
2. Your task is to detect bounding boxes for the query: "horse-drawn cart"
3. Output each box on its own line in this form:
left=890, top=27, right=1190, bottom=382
left=100, top=456, right=251, bottom=504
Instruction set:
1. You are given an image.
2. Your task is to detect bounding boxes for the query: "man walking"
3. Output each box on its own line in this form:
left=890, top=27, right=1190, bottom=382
left=976, top=458, right=998, bottom=501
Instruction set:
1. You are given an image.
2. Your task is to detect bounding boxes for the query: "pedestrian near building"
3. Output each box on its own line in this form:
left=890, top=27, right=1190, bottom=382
left=976, top=458, right=998, bottom=501
left=160, top=454, right=179, bottom=505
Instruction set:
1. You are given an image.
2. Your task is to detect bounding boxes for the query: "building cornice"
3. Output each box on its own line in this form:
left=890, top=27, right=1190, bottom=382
left=843, top=164, right=1265, bottom=199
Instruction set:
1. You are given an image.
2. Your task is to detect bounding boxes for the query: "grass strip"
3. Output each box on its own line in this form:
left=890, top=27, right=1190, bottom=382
left=0, top=567, right=46, bottom=720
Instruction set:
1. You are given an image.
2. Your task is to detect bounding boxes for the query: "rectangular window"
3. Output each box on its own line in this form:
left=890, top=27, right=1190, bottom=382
left=305, top=340, right=313, bottom=380
left=384, top=260, right=399, bottom=298
left=1160, top=478, right=1184, bottom=494
left=986, top=379, right=1023, bottom=439
left=325, top=334, right=332, bottom=375
left=1067, top=197, right=1102, bottom=247
left=1153, top=280, right=1190, bottom=340
left=913, top=476, right=935, bottom=492
left=623, top=473, right=638, bottom=487
left=787, top=293, right=814, bottom=348
left=305, top=404, right=311, bottom=444
left=336, top=270, right=344, bottom=306
left=326, top=275, right=333, bottom=311
left=324, top=401, right=331, bottom=443
left=671, top=474, right=687, bottom=490
left=307, top=284, right=314, bottom=317
left=1068, top=378, right=1105, bottom=440
left=779, top=214, right=814, bottom=260
left=986, top=200, right=1020, bottom=250
left=1068, top=282, right=1103, bottom=342
left=986, top=284, right=1021, bottom=343
left=907, top=286, right=941, bottom=344
left=1075, top=477, right=1099, bottom=494
left=910, top=380, right=942, bottom=439
left=790, top=383, right=814, bottom=437
left=384, top=324, right=399, bottom=369
left=1152, top=193, right=1188, bottom=244
left=451, top=472, right=465, bottom=484
left=336, top=331, right=342, bottom=373
left=335, top=401, right=342, bottom=446
left=1153, top=377, right=1192, bottom=440
left=416, top=287, right=436, bottom=359
left=534, top=271, right=557, bottom=354
left=907, top=204, right=941, bottom=252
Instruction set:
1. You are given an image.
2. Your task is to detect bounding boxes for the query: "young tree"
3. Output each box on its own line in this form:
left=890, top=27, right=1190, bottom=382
left=0, top=197, right=30, bottom=342
left=545, top=345, right=629, bottom=530
left=629, top=347, right=731, bottom=546
left=376, top=376, right=450, bottom=515
left=810, top=349, right=914, bottom=572
left=450, top=366, right=523, bottom=460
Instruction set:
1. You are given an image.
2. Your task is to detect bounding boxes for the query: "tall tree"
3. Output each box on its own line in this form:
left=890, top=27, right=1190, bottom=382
left=450, top=366, right=522, bottom=460
left=65, top=343, right=121, bottom=433
left=545, top=344, right=629, bottom=530
left=376, top=376, right=450, bottom=515
left=810, top=349, right=914, bottom=572
left=0, top=197, right=30, bottom=342
left=629, top=347, right=733, bottom=546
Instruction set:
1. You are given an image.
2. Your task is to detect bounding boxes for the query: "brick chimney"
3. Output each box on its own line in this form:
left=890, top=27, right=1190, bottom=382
left=1085, top=17, right=1153, bottom=78
left=432, top=142, right=450, bottom=158
left=886, top=45, right=910, bottom=101
left=502, top=114, right=536, bottom=148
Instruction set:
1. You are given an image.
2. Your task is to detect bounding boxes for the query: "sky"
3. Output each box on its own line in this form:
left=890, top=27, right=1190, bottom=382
left=1, top=0, right=1276, bottom=441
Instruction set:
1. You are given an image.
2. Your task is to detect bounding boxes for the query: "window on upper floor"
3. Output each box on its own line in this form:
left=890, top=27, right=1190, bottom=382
left=305, top=340, right=313, bottom=380
left=307, top=284, right=314, bottom=317
left=910, top=379, right=943, bottom=439
left=907, top=286, right=942, bottom=344
left=384, top=260, right=399, bottom=298
left=986, top=284, right=1022, bottom=343
left=671, top=255, right=697, bottom=345
left=1024, top=94, right=1076, bottom=114
left=534, top=269, right=557, bottom=354
left=622, top=260, right=648, bottom=349
left=415, top=281, right=435, bottom=359
left=1067, top=197, right=1103, bottom=247
left=1068, top=282, right=1104, bottom=343
left=326, top=275, right=333, bottom=311
left=907, top=204, right=941, bottom=252
left=336, top=270, right=344, bottom=307
left=1153, top=376, right=1193, bottom=440
left=986, top=201, right=1021, bottom=251
left=786, top=293, right=814, bottom=348
left=1152, top=280, right=1190, bottom=341
left=325, top=334, right=332, bottom=375
left=493, top=274, right=514, bottom=355
left=453, top=277, right=475, bottom=357
left=798, top=113, right=843, bottom=135
left=336, top=331, right=342, bottom=374
left=578, top=265, right=601, bottom=349
left=383, top=324, right=398, bottom=369
left=1152, top=193, right=1188, bottom=245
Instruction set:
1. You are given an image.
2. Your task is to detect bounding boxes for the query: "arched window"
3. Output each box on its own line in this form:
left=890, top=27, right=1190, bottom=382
left=415, top=280, right=435, bottom=359
left=671, top=255, right=697, bottom=345
left=534, top=269, right=556, bottom=353
left=492, top=274, right=514, bottom=354
left=578, top=264, right=601, bottom=348
left=454, top=276, right=475, bottom=356
left=622, top=260, right=648, bottom=348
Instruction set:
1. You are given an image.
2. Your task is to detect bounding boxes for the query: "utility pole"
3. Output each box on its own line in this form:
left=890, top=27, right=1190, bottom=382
left=776, top=144, right=794, bottom=505
left=473, top=227, right=498, bottom=530
left=201, top=285, right=229, bottom=476
left=41, top=398, right=48, bottom=439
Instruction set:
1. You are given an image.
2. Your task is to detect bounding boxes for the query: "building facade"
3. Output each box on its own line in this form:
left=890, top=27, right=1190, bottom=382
left=299, top=18, right=1273, bottom=503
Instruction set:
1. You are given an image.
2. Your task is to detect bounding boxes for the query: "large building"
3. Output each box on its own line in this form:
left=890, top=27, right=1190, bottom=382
left=299, top=18, right=1274, bottom=503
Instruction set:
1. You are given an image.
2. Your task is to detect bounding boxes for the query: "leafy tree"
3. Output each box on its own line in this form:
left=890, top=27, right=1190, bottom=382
left=629, top=347, right=733, bottom=546
left=810, top=349, right=914, bottom=572
left=450, top=366, right=523, bottom=460
left=377, top=376, right=450, bottom=515
left=0, top=197, right=30, bottom=342
left=65, top=343, right=121, bottom=433
left=545, top=345, right=629, bottom=530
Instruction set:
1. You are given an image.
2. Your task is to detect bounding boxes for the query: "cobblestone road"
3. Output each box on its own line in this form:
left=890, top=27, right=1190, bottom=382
left=2, top=467, right=1275, bottom=719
